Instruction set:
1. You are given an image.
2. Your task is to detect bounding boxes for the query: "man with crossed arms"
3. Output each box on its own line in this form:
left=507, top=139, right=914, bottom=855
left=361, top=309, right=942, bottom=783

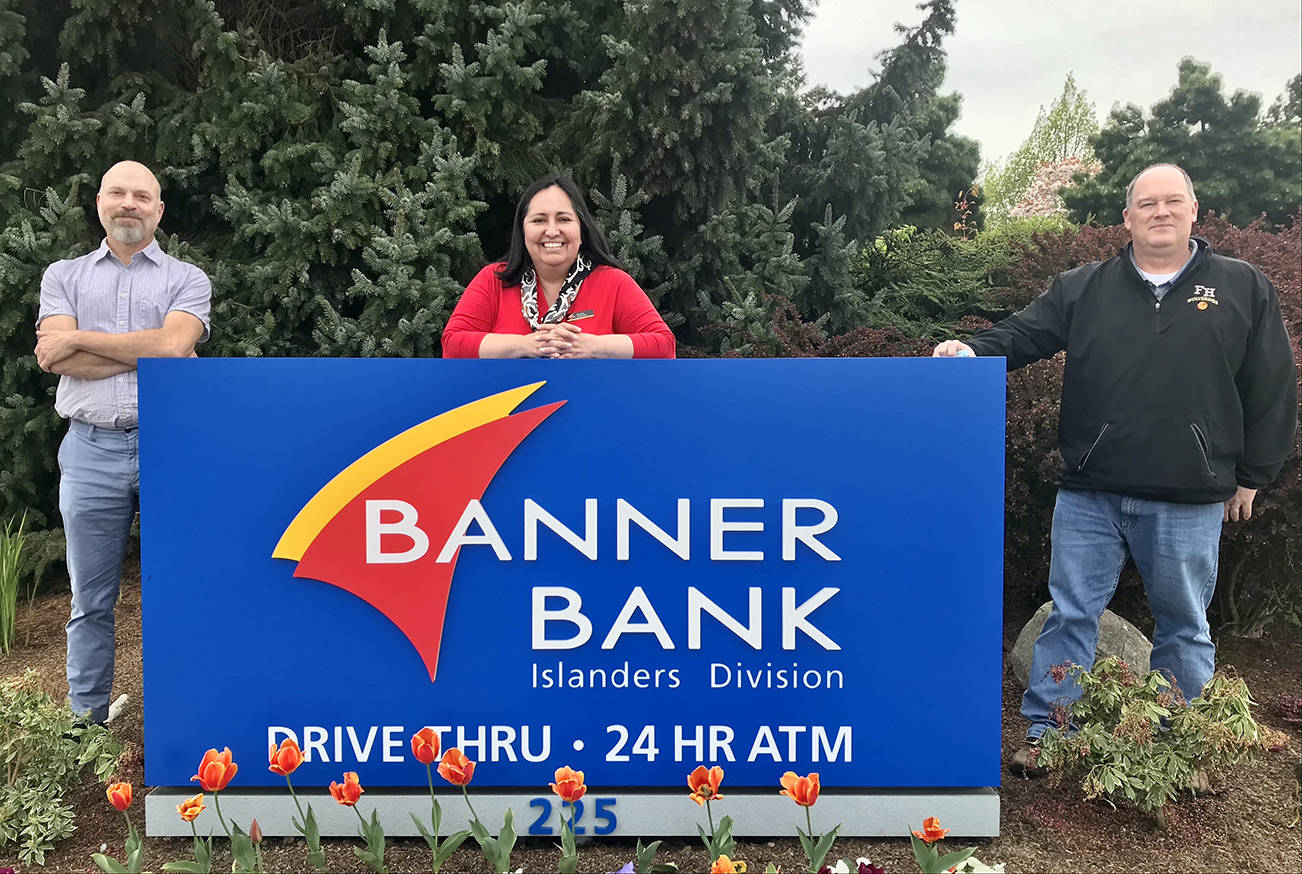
left=934, top=163, right=1296, bottom=775
left=36, top=160, right=211, bottom=726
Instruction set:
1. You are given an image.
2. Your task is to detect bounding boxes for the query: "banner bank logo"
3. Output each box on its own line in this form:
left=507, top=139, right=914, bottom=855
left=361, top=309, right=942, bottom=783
left=273, top=382, right=564, bottom=682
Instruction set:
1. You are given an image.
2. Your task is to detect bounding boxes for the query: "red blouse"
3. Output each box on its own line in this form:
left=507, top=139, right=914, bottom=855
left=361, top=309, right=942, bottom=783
left=441, top=264, right=676, bottom=358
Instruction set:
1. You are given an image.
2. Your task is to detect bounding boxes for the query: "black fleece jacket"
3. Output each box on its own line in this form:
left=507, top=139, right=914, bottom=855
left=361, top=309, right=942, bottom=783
left=967, top=237, right=1297, bottom=503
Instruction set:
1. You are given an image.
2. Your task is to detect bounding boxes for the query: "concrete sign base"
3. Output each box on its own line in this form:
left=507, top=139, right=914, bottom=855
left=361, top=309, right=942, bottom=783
left=146, top=788, right=999, bottom=838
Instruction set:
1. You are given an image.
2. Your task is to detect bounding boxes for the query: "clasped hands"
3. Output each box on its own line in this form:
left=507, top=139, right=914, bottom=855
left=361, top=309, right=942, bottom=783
left=525, top=321, right=602, bottom=358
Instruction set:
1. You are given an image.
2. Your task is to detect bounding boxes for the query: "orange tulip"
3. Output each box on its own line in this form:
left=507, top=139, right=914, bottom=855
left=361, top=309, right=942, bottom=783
left=268, top=737, right=305, bottom=776
left=411, top=727, right=441, bottom=766
left=912, top=815, right=949, bottom=844
left=106, top=781, right=132, bottom=812
left=687, top=764, right=724, bottom=806
left=710, top=854, right=739, bottom=873
left=549, top=765, right=588, bottom=803
left=329, top=771, right=364, bottom=806
left=177, top=793, right=206, bottom=822
left=191, top=747, right=238, bottom=792
left=779, top=771, right=820, bottom=807
left=437, top=747, right=476, bottom=786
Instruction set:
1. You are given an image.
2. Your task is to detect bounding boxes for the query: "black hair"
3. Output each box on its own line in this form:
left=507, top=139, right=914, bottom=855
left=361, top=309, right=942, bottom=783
left=495, top=174, right=624, bottom=285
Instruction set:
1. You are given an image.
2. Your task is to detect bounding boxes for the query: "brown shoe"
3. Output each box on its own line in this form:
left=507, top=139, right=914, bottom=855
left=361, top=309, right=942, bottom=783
left=1008, top=743, right=1048, bottom=779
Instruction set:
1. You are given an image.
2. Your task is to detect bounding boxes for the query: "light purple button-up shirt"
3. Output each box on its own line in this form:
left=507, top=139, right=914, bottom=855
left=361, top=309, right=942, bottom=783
left=37, top=238, right=211, bottom=428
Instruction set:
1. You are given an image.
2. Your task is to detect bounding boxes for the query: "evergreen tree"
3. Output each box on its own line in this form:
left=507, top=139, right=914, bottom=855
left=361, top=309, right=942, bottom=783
left=1267, top=73, right=1301, bottom=126
left=897, top=93, right=983, bottom=231
left=689, top=197, right=809, bottom=357
left=0, top=0, right=976, bottom=525
left=1063, top=60, right=1302, bottom=226
left=569, top=0, right=787, bottom=231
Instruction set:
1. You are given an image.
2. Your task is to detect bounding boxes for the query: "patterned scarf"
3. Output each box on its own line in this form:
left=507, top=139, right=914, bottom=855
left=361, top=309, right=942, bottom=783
left=520, top=253, right=594, bottom=328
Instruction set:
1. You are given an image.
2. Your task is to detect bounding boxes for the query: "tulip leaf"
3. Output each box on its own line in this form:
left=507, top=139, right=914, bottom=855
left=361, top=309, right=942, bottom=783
left=635, top=838, right=672, bottom=874
left=635, top=838, right=660, bottom=870
left=557, top=808, right=580, bottom=872
left=932, top=848, right=978, bottom=874
left=433, top=830, right=471, bottom=869
left=795, top=827, right=816, bottom=871
left=713, top=814, right=737, bottom=860
left=161, top=835, right=211, bottom=874
left=411, top=813, right=436, bottom=849
left=92, top=853, right=129, bottom=874
left=352, top=808, right=389, bottom=874
left=496, top=807, right=517, bottom=873
left=125, top=821, right=143, bottom=874
left=196, top=834, right=213, bottom=874
left=229, top=823, right=257, bottom=874
left=809, top=824, right=841, bottom=873
left=560, top=811, right=577, bottom=858
left=469, top=808, right=516, bottom=874
left=910, top=833, right=940, bottom=871
left=696, top=822, right=712, bottom=854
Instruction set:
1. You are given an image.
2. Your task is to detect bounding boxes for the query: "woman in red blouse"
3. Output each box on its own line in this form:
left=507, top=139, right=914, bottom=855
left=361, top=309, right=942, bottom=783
left=441, top=175, right=676, bottom=358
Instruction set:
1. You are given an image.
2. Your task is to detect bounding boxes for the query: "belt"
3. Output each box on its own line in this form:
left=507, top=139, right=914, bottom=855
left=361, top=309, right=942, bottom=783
left=71, top=419, right=138, bottom=433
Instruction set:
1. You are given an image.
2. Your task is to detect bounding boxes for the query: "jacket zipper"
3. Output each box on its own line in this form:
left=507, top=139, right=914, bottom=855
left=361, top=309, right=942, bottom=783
left=1190, top=423, right=1218, bottom=479
left=1076, top=423, right=1110, bottom=472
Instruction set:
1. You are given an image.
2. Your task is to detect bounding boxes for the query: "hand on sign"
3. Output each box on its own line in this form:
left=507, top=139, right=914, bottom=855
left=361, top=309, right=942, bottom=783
left=932, top=340, right=975, bottom=358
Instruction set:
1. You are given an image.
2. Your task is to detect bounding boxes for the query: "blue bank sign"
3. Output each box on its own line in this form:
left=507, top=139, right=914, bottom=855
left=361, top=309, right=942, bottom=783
left=140, top=359, right=1005, bottom=790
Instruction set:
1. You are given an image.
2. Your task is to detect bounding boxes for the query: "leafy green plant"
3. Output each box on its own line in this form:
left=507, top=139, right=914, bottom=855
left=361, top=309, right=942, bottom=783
left=1038, top=657, right=1266, bottom=817
left=0, top=670, right=123, bottom=865
left=635, top=837, right=679, bottom=873
left=0, top=511, right=25, bottom=652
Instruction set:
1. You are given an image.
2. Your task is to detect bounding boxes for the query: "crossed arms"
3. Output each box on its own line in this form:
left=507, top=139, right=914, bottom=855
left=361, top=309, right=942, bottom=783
left=36, top=311, right=206, bottom=378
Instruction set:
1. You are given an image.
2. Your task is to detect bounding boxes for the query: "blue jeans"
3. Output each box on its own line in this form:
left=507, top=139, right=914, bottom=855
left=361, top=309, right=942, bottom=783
left=59, top=420, right=139, bottom=724
left=1021, top=488, right=1223, bottom=739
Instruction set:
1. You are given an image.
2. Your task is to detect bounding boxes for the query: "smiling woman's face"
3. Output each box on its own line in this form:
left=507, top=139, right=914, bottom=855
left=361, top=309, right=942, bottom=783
left=523, top=185, right=582, bottom=275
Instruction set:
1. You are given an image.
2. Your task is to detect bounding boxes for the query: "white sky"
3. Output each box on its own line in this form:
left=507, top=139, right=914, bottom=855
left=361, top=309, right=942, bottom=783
left=800, top=0, right=1302, bottom=165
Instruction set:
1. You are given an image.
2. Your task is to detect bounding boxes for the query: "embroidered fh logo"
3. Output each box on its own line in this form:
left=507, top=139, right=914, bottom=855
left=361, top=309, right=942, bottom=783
left=272, top=383, right=563, bottom=681
left=1186, top=285, right=1218, bottom=310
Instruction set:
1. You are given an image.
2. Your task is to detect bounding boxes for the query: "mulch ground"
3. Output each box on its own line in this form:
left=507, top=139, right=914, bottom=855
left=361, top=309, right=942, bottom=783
left=2, top=567, right=1299, bottom=873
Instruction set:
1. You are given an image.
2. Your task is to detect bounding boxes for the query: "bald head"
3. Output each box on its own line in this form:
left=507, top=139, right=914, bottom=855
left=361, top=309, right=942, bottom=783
left=97, top=160, right=164, bottom=252
left=1125, top=163, right=1195, bottom=209
left=100, top=161, right=161, bottom=199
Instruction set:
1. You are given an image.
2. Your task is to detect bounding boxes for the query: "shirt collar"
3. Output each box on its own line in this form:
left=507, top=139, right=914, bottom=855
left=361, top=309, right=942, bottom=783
left=1126, top=238, right=1198, bottom=284
left=94, top=237, right=164, bottom=265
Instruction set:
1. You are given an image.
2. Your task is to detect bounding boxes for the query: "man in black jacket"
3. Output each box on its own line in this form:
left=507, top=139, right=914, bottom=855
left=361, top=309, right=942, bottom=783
left=934, top=163, right=1297, bottom=775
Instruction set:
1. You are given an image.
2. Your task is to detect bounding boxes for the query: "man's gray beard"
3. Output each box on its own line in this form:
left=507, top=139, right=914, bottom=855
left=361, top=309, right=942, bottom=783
left=109, top=221, right=147, bottom=245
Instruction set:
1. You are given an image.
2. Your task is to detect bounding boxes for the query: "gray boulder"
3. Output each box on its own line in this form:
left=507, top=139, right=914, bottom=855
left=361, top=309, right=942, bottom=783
left=1010, top=601, right=1152, bottom=687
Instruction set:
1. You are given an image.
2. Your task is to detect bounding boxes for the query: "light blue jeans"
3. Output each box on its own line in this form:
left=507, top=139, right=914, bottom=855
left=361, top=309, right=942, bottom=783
left=1021, top=488, right=1223, bottom=739
left=59, top=420, right=139, bottom=724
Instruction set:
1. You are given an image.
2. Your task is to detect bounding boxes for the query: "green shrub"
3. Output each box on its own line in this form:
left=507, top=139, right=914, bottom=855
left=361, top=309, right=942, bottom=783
left=0, top=670, right=123, bottom=866
left=1037, top=657, right=1265, bottom=817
